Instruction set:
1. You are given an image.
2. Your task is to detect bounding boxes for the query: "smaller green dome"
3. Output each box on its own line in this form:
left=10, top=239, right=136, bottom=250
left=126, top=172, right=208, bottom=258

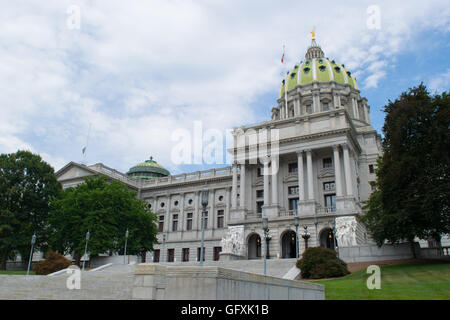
left=127, top=156, right=170, bottom=180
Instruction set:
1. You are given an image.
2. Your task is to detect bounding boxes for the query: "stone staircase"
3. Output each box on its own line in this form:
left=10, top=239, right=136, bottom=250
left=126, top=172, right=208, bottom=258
left=0, top=258, right=298, bottom=299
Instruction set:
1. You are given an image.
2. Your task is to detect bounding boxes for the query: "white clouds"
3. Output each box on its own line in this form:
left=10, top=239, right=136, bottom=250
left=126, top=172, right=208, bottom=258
left=428, top=68, right=450, bottom=94
left=0, top=1, right=449, bottom=173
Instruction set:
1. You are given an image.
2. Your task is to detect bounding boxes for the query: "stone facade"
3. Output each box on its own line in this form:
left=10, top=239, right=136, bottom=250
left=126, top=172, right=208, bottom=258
left=55, top=39, right=385, bottom=264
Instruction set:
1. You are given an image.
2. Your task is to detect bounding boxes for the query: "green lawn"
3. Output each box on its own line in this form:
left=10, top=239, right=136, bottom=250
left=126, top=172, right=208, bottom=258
left=0, top=270, right=36, bottom=275
left=314, top=263, right=450, bottom=300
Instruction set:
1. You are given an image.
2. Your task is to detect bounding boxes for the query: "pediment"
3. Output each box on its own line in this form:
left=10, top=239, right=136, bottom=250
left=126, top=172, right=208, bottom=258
left=57, top=163, right=96, bottom=181
left=252, top=178, right=264, bottom=187
left=317, top=168, right=335, bottom=178
left=283, top=174, right=299, bottom=183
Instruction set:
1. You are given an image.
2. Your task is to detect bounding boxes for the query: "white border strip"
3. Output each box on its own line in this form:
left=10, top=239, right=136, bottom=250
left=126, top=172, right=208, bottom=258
left=47, top=268, right=69, bottom=277
left=89, top=263, right=114, bottom=272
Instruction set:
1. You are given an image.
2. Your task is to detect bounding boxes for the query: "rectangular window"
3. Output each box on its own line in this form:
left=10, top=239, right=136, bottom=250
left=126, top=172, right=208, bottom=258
left=323, top=181, right=335, bottom=192
left=197, top=247, right=205, bottom=262
left=288, top=186, right=299, bottom=195
left=186, top=212, right=193, bottom=230
left=288, top=162, right=298, bottom=173
left=289, top=198, right=299, bottom=211
left=167, top=249, right=174, bottom=262
left=217, top=210, right=224, bottom=228
left=369, top=164, right=375, bottom=174
left=324, top=194, right=336, bottom=211
left=153, top=249, right=160, bottom=263
left=256, top=190, right=264, bottom=198
left=213, top=247, right=222, bottom=261
left=323, top=103, right=329, bottom=111
left=257, top=167, right=263, bottom=177
left=323, top=157, right=333, bottom=168
left=257, top=201, right=264, bottom=214
left=158, top=215, right=164, bottom=232
left=306, top=105, right=312, bottom=114
left=172, top=214, right=178, bottom=232
left=182, top=248, right=189, bottom=262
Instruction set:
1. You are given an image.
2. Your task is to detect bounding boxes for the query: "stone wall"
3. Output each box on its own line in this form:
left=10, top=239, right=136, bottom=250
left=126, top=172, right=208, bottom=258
left=132, top=264, right=324, bottom=300
left=338, top=243, right=414, bottom=263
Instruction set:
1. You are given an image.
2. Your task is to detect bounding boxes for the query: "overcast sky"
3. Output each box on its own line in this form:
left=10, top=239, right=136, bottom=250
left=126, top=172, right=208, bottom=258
left=1, top=0, right=449, bottom=174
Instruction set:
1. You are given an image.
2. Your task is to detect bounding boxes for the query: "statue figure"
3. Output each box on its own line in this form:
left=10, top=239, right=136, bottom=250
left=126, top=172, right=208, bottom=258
left=335, top=216, right=358, bottom=247
left=221, top=225, right=244, bottom=255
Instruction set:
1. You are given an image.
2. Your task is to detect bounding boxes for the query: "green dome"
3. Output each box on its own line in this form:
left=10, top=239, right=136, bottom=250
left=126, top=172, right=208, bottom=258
left=126, top=156, right=170, bottom=180
left=279, top=42, right=359, bottom=99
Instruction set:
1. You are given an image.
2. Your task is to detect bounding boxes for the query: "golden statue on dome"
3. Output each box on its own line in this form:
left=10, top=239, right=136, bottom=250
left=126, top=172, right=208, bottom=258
left=311, top=27, right=316, bottom=41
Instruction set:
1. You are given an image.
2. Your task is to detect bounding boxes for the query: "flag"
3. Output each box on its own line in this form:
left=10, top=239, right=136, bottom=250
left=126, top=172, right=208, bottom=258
left=82, top=146, right=86, bottom=155
left=281, top=52, right=284, bottom=64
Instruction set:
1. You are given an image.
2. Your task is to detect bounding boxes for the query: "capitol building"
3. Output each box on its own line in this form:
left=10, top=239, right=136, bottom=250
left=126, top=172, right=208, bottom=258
left=57, top=36, right=384, bottom=264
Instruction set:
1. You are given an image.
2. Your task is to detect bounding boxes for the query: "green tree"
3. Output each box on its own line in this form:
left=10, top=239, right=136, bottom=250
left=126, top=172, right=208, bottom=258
left=49, top=176, right=158, bottom=266
left=0, top=150, right=61, bottom=270
left=362, top=84, right=450, bottom=254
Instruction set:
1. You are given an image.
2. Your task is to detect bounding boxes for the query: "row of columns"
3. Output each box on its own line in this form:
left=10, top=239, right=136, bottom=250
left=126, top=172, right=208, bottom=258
left=232, top=158, right=280, bottom=209
left=231, top=143, right=355, bottom=210
left=297, top=144, right=354, bottom=202
left=280, top=92, right=370, bottom=123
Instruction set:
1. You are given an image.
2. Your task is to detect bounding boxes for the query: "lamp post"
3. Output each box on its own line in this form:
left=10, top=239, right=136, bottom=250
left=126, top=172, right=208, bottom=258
left=82, top=230, right=90, bottom=271
left=200, top=185, right=209, bottom=266
left=330, top=219, right=339, bottom=258
left=294, top=216, right=299, bottom=260
left=262, top=217, right=269, bottom=275
left=314, top=212, right=318, bottom=246
left=124, top=229, right=129, bottom=265
left=26, top=233, right=36, bottom=276
left=302, top=225, right=311, bottom=249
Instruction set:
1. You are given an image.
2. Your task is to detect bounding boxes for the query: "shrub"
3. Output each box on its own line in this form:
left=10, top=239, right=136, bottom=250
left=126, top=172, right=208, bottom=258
left=32, top=251, right=72, bottom=275
left=296, top=247, right=350, bottom=279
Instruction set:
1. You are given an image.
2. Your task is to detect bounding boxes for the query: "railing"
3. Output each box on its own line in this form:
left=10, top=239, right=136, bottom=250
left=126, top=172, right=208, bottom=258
left=279, top=210, right=297, bottom=217
left=88, top=163, right=233, bottom=188
left=442, top=247, right=450, bottom=256
left=316, top=206, right=336, bottom=214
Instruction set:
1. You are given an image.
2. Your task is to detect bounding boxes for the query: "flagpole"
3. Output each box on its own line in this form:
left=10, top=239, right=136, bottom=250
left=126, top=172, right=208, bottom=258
left=82, top=123, right=92, bottom=165
left=283, top=44, right=288, bottom=118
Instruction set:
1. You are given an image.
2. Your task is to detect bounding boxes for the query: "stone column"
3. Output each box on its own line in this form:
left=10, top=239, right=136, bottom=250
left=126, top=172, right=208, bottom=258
left=352, top=98, right=359, bottom=119
left=333, top=146, right=343, bottom=197
left=164, top=194, right=171, bottom=233
left=225, top=187, right=231, bottom=226
left=313, top=93, right=319, bottom=113
left=271, top=159, right=278, bottom=205
left=364, top=104, right=370, bottom=123
left=297, top=151, right=305, bottom=200
left=209, top=189, right=215, bottom=229
left=240, top=163, right=246, bottom=209
left=180, top=193, right=185, bottom=231
left=306, top=149, right=314, bottom=201
left=333, top=93, right=339, bottom=109
left=263, top=160, right=270, bottom=206
left=343, top=144, right=353, bottom=197
left=231, top=163, right=238, bottom=209
left=194, top=191, right=199, bottom=231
